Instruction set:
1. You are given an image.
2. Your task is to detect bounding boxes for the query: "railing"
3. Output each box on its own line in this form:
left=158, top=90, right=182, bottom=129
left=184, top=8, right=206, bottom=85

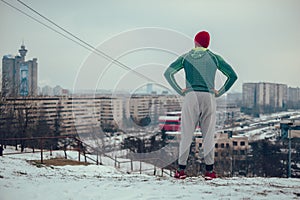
left=0, top=136, right=174, bottom=177
left=112, top=156, right=174, bottom=177
left=1, top=136, right=86, bottom=164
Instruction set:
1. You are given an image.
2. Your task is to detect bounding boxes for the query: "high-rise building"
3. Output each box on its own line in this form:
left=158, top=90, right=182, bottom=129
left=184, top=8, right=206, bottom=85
left=41, top=85, right=53, bottom=96
left=242, top=82, right=287, bottom=115
left=2, top=45, right=38, bottom=97
left=242, top=83, right=257, bottom=111
left=53, top=85, right=63, bottom=96
left=146, top=83, right=153, bottom=94
left=287, top=87, right=300, bottom=109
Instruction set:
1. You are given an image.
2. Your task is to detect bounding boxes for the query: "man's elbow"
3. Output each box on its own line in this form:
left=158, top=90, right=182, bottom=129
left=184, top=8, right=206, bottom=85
left=164, top=70, right=170, bottom=80
left=163, top=71, right=167, bottom=79
left=232, top=74, right=238, bottom=83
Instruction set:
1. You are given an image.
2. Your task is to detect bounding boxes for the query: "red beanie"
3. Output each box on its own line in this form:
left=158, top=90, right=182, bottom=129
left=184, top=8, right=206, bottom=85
left=194, top=31, right=210, bottom=48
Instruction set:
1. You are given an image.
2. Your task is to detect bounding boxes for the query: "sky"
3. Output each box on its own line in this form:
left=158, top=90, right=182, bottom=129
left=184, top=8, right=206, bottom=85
left=0, top=0, right=300, bottom=93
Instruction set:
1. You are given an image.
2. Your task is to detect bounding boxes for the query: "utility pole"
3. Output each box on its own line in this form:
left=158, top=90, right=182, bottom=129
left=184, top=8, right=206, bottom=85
left=288, top=128, right=291, bottom=178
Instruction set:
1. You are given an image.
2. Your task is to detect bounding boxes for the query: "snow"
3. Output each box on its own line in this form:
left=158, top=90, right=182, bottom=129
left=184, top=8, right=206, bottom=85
left=1, top=147, right=300, bottom=200
left=242, top=127, right=279, bottom=141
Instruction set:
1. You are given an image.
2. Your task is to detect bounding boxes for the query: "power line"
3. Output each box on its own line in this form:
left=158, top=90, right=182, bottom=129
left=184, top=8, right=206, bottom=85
left=22, top=0, right=157, bottom=83
left=0, top=0, right=96, bottom=54
left=1, top=0, right=156, bottom=83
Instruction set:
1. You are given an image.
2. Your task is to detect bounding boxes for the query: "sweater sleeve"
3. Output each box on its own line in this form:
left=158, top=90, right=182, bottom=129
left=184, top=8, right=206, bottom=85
left=164, top=56, right=184, bottom=96
left=214, top=54, right=238, bottom=97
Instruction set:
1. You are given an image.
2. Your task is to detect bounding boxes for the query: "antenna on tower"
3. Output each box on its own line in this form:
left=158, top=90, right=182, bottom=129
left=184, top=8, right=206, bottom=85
left=19, top=41, right=27, bottom=60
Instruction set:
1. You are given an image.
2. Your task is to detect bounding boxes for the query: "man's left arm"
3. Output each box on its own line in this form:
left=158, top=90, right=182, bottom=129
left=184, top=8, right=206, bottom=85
left=215, top=55, right=238, bottom=97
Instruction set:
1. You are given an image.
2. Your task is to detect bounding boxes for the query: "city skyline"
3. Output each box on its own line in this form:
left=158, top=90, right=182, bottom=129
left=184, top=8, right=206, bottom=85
left=1, top=0, right=300, bottom=93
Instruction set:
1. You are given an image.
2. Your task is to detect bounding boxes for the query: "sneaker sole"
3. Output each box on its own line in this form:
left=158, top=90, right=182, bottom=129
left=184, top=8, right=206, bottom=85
left=174, top=175, right=187, bottom=179
left=204, top=176, right=217, bottom=181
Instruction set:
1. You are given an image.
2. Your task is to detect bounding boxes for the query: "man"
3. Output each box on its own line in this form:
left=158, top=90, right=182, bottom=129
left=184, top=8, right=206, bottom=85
left=164, top=31, right=237, bottom=180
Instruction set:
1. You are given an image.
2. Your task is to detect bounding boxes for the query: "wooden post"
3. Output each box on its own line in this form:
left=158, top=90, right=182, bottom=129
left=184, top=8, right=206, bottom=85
left=78, top=141, right=81, bottom=162
left=40, top=139, right=44, bottom=164
left=15, top=140, right=18, bottom=151
left=0, top=144, right=3, bottom=156
left=84, top=151, right=87, bottom=163
left=64, top=147, right=67, bottom=159
left=100, top=153, right=102, bottom=165
left=140, top=161, right=142, bottom=174
left=96, top=152, right=99, bottom=165
left=288, top=132, right=292, bottom=178
left=50, top=145, right=52, bottom=156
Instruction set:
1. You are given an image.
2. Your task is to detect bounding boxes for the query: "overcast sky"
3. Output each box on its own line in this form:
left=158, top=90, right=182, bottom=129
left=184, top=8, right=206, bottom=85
left=1, top=0, right=300, bottom=93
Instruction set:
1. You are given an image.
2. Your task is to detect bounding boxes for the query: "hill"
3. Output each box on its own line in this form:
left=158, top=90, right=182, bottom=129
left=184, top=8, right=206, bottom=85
left=0, top=147, right=299, bottom=200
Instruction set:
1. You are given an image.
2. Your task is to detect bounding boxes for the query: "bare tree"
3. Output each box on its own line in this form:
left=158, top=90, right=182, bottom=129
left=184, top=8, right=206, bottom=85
left=14, top=97, right=35, bottom=152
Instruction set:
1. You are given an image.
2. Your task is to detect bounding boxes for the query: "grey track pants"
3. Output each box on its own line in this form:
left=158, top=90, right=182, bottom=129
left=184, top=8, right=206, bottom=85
left=178, top=91, right=216, bottom=166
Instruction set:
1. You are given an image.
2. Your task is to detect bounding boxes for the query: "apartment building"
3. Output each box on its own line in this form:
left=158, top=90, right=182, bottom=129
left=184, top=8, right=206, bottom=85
left=0, top=96, right=123, bottom=138
left=126, top=94, right=182, bottom=127
left=99, top=96, right=123, bottom=131
left=242, top=82, right=288, bottom=115
left=0, top=93, right=183, bottom=137
left=287, top=87, right=300, bottom=109
left=193, top=132, right=248, bottom=176
left=194, top=132, right=249, bottom=159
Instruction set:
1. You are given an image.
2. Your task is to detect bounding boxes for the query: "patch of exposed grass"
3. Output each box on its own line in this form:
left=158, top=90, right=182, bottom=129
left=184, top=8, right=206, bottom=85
left=28, top=158, right=90, bottom=167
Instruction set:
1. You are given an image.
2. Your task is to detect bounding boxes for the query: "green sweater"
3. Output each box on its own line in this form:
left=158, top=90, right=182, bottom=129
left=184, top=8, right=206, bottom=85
left=164, top=47, right=237, bottom=97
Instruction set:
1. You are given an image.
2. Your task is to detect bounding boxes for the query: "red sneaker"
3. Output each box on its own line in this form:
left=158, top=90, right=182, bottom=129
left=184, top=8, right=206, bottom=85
left=204, top=171, right=217, bottom=180
left=174, top=169, right=187, bottom=179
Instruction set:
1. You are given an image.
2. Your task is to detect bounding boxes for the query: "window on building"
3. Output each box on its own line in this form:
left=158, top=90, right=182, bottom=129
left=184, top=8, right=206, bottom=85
left=233, top=150, right=238, bottom=155
left=215, top=152, right=218, bottom=157
left=215, top=143, right=218, bottom=148
left=233, top=141, right=238, bottom=146
left=221, top=143, right=225, bottom=148
left=199, top=143, right=202, bottom=148
left=240, top=150, right=246, bottom=155
left=226, top=143, right=230, bottom=148
left=221, top=151, right=229, bottom=157
left=240, top=141, right=246, bottom=146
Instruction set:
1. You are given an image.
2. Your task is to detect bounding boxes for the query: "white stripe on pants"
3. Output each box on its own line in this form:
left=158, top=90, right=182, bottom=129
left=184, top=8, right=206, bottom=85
left=178, top=91, right=216, bottom=166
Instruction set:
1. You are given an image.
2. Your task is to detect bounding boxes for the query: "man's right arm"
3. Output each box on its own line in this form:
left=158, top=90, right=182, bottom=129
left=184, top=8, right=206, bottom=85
left=164, top=56, right=184, bottom=96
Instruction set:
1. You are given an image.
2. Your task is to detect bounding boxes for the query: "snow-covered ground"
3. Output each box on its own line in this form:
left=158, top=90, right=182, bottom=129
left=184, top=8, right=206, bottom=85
left=1, top=147, right=300, bottom=200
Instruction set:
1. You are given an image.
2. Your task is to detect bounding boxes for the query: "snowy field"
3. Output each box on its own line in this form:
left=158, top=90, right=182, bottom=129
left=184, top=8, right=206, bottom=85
left=1, top=148, right=300, bottom=200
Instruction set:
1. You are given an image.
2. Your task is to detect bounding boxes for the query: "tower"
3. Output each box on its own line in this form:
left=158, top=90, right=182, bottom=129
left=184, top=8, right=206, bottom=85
left=2, top=44, right=38, bottom=97
left=18, top=44, right=28, bottom=61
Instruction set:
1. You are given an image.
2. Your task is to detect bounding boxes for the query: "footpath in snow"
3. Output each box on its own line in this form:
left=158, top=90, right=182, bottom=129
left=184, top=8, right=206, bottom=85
left=1, top=148, right=300, bottom=200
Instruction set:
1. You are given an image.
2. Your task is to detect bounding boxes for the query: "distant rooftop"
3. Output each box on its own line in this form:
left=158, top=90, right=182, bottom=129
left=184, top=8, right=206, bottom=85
left=3, top=54, right=14, bottom=59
